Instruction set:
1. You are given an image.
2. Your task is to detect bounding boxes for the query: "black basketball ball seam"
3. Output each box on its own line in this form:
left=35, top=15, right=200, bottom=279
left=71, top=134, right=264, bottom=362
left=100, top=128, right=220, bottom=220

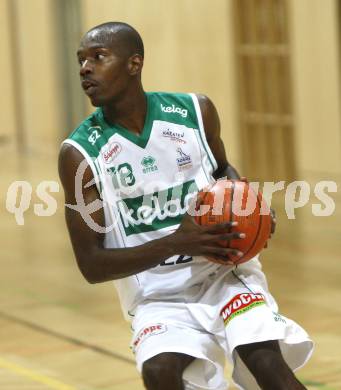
left=229, top=181, right=235, bottom=229
left=226, top=180, right=235, bottom=260
left=242, top=189, right=263, bottom=259
left=199, top=190, right=210, bottom=225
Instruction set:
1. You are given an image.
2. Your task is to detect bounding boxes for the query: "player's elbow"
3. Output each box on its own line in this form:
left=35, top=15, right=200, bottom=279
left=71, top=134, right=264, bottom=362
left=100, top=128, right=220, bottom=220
left=82, top=269, right=100, bottom=284
left=76, top=250, right=103, bottom=284
left=74, top=246, right=129, bottom=283
left=78, top=261, right=99, bottom=284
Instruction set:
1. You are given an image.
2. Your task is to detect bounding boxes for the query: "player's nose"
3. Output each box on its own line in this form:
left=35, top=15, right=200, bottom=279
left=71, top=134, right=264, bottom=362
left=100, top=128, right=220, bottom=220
left=79, top=59, right=93, bottom=76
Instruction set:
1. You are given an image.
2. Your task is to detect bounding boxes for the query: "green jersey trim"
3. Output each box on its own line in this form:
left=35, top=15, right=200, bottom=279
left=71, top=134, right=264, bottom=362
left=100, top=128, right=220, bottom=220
left=66, top=92, right=201, bottom=156
left=96, top=93, right=154, bottom=149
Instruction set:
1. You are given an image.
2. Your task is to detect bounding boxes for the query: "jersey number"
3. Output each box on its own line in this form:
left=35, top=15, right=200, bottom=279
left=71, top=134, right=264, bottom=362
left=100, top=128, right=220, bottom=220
left=107, top=163, right=136, bottom=188
left=160, top=255, right=193, bottom=266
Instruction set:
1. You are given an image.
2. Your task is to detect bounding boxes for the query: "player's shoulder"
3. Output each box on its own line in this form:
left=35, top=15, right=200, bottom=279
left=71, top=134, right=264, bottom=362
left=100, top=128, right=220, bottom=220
left=59, top=115, right=97, bottom=189
left=148, top=90, right=196, bottom=106
left=148, top=91, right=201, bottom=125
left=61, top=109, right=105, bottom=160
left=148, top=91, right=190, bottom=99
left=195, top=94, right=215, bottom=111
left=66, top=109, right=102, bottom=144
left=150, top=92, right=215, bottom=113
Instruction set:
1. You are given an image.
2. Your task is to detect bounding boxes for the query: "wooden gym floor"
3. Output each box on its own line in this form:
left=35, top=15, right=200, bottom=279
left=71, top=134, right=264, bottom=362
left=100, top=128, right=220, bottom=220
left=1, top=153, right=340, bottom=390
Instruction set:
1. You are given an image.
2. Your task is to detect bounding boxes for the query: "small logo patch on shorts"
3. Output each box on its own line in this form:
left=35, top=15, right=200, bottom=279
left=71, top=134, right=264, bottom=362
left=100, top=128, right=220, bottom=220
left=132, top=324, right=167, bottom=353
left=273, top=312, right=286, bottom=324
left=220, top=293, right=266, bottom=325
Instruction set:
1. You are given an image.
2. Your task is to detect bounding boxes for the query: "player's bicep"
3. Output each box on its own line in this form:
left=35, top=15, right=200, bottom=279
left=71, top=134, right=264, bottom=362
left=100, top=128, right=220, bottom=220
left=64, top=193, right=105, bottom=268
left=58, top=144, right=105, bottom=263
left=196, top=94, right=229, bottom=172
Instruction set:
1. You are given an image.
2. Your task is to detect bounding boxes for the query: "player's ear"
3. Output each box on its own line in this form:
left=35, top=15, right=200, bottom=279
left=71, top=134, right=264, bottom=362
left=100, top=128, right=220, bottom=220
left=128, top=54, right=143, bottom=76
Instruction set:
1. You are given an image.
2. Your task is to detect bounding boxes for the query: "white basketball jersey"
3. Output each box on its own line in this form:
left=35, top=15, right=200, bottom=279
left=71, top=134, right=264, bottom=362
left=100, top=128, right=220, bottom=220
left=63, top=92, right=221, bottom=320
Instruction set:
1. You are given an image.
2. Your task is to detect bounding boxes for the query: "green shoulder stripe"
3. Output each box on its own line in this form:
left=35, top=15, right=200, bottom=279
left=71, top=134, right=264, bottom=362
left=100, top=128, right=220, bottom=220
left=67, top=109, right=119, bottom=158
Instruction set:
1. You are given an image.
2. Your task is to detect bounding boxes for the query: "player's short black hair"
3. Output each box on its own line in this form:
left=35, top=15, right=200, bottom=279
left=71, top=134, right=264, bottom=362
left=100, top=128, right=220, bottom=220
left=85, top=21, right=144, bottom=59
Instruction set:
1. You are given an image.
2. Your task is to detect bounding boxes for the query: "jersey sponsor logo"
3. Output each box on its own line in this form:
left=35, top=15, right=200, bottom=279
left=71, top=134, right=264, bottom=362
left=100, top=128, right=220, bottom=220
left=220, top=293, right=266, bottom=325
left=162, top=129, right=186, bottom=144
left=161, top=103, right=188, bottom=118
left=88, top=127, right=101, bottom=145
left=102, top=142, right=122, bottom=164
left=117, top=180, right=198, bottom=236
left=132, top=324, right=167, bottom=353
left=176, top=147, right=192, bottom=171
left=141, top=156, right=158, bottom=173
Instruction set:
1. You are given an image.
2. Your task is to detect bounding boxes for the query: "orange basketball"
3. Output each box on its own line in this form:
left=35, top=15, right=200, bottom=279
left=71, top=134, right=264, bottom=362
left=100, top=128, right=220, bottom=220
left=194, top=179, right=272, bottom=265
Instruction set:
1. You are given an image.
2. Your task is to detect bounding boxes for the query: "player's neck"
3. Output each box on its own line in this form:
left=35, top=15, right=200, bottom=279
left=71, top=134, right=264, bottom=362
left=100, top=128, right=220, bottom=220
left=102, top=86, right=147, bottom=135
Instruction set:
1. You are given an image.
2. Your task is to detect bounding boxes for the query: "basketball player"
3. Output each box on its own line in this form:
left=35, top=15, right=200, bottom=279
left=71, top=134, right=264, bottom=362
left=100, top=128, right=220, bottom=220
left=59, top=22, right=313, bottom=390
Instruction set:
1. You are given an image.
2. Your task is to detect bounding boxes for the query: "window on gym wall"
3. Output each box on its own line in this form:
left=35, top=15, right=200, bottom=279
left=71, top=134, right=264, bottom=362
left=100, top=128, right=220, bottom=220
left=233, top=0, right=296, bottom=182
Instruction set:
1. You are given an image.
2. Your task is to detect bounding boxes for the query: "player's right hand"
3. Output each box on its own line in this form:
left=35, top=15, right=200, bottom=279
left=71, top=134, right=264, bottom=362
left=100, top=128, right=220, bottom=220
left=170, top=213, right=245, bottom=264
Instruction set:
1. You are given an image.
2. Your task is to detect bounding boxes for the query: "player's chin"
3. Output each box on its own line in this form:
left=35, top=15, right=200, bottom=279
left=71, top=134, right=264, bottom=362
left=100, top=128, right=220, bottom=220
left=85, top=88, right=108, bottom=106
left=88, top=95, right=104, bottom=107
left=89, top=99, right=100, bottom=107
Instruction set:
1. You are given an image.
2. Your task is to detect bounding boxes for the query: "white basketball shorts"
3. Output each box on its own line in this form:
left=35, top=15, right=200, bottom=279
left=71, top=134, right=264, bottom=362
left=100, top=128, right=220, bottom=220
left=130, top=257, right=314, bottom=390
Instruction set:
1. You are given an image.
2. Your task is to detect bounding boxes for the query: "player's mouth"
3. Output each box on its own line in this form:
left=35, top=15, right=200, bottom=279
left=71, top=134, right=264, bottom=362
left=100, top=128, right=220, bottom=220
left=81, top=79, right=99, bottom=95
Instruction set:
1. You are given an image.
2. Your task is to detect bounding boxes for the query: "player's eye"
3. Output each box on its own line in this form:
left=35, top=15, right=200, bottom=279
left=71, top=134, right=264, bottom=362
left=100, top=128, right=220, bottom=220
left=95, top=53, right=105, bottom=61
left=78, top=57, right=85, bottom=66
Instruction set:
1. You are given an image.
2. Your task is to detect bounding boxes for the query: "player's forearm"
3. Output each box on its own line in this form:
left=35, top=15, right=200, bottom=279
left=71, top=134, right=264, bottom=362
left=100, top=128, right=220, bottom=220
left=78, top=234, right=178, bottom=283
left=214, top=163, right=240, bottom=180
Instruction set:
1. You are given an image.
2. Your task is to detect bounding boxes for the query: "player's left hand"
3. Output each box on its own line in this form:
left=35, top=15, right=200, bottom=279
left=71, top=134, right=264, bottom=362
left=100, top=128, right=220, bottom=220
left=270, top=208, right=276, bottom=236
left=240, top=176, right=276, bottom=236
left=263, top=208, right=276, bottom=249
